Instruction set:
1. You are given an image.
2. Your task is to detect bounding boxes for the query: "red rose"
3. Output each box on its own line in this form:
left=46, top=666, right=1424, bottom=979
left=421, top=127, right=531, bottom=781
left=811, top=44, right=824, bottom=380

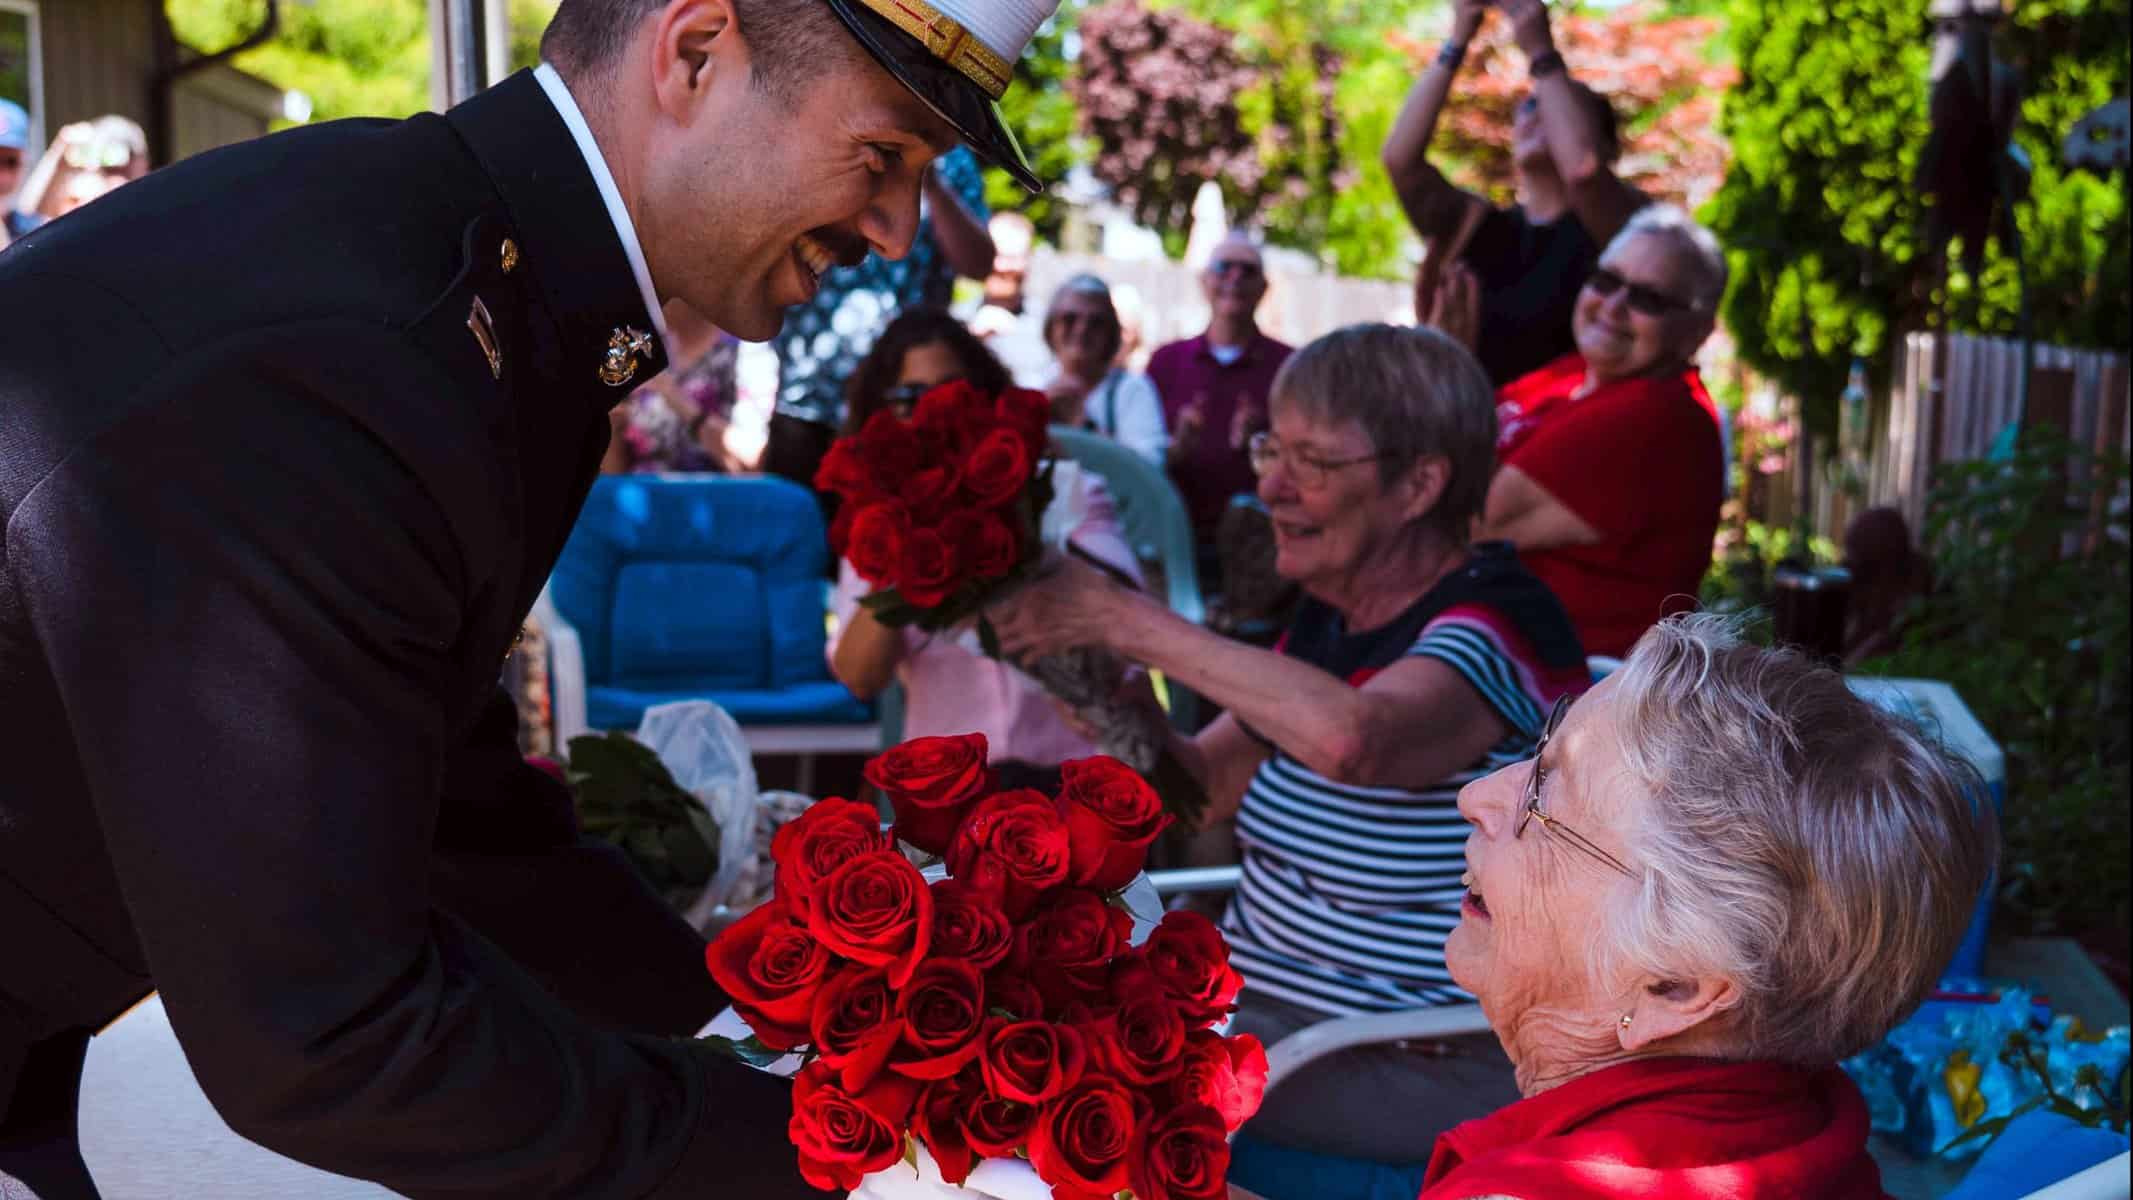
left=702, top=901, right=838, bottom=1051
left=806, top=849, right=933, bottom=989
left=1084, top=964, right=1188, bottom=1086
left=980, top=1019, right=1087, bottom=1105
left=854, top=408, right=922, bottom=495
left=813, top=438, right=879, bottom=504
left=827, top=499, right=858, bottom=560
left=940, top=509, right=1022, bottom=581
left=903, top=463, right=964, bottom=525
left=945, top=790, right=1075, bottom=920
left=1130, top=1104, right=1230, bottom=1200
left=912, top=1068, right=986, bottom=1186
left=1142, top=910, right=1244, bottom=1028
left=1028, top=1077, right=1145, bottom=1200
left=890, top=958, right=988, bottom=1080
left=865, top=732, right=991, bottom=856
left=932, top=879, right=1015, bottom=971
left=962, top=1087, right=1040, bottom=1160
left=770, top=797, right=891, bottom=918
left=1166, top=1030, right=1268, bottom=1133
left=789, top=1059, right=920, bottom=1192
left=844, top=501, right=911, bottom=589
left=1010, top=889, right=1131, bottom=1013
left=809, top=965, right=902, bottom=1093
left=896, top=525, right=962, bottom=608
left=985, top=970, right=1048, bottom=1023
left=1056, top=756, right=1172, bottom=892
left=962, top=427, right=1035, bottom=510
left=995, top=387, right=1053, bottom=458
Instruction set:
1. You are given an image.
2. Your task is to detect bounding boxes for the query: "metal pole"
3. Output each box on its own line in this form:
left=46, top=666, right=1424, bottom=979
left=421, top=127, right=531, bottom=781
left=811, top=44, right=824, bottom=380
left=432, top=0, right=490, bottom=110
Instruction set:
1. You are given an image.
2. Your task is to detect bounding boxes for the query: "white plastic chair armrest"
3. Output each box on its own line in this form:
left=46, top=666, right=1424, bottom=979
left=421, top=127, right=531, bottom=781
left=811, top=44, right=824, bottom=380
left=2019, top=1152, right=2133, bottom=1200
left=1148, top=866, right=1242, bottom=897
left=1264, top=1005, right=1494, bottom=1096
left=533, top=583, right=590, bottom=746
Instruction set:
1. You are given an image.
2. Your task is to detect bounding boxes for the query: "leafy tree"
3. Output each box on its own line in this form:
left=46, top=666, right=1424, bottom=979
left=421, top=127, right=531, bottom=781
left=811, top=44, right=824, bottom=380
left=984, top=0, right=1090, bottom=244
left=1705, top=0, right=2129, bottom=430
left=168, top=0, right=431, bottom=123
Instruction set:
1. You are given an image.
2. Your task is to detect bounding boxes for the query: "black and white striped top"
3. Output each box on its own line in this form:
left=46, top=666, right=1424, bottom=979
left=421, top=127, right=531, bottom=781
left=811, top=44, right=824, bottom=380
left=1222, top=545, right=1589, bottom=1017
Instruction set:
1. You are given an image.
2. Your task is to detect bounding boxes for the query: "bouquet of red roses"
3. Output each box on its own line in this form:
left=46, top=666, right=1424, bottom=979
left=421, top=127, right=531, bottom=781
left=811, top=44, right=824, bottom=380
left=704, top=733, right=1266, bottom=1200
left=817, top=381, right=1055, bottom=638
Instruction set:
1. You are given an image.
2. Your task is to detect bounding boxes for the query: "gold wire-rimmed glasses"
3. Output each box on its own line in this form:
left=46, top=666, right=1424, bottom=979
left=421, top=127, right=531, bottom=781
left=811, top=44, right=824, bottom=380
left=1519, top=695, right=1636, bottom=878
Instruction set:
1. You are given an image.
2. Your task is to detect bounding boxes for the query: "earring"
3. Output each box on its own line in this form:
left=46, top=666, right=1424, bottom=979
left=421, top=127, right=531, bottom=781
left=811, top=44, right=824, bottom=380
left=1619, top=1013, right=1633, bottom=1030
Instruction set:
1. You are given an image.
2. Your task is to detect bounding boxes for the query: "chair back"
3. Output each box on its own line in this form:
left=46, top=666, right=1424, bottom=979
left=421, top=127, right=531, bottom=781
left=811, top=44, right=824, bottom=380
left=1047, top=425, right=1203, bottom=625
left=550, top=475, right=834, bottom=692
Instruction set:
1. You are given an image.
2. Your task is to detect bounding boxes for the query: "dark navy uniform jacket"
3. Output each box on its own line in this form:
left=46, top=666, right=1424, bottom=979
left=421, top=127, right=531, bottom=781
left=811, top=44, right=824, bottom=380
left=0, top=70, right=819, bottom=1197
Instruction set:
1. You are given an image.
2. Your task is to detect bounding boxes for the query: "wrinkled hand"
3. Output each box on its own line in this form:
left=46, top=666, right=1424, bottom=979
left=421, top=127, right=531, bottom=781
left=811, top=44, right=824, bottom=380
left=989, top=554, right=1130, bottom=661
left=1498, top=0, right=1556, bottom=60
left=1423, top=262, right=1483, bottom=352
left=1047, top=375, right=1093, bottom=426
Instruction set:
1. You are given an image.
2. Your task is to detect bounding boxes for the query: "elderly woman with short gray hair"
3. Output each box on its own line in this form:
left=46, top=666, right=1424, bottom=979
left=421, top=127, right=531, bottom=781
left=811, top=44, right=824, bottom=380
left=994, top=323, right=1591, bottom=1166
left=1388, top=613, right=1997, bottom=1198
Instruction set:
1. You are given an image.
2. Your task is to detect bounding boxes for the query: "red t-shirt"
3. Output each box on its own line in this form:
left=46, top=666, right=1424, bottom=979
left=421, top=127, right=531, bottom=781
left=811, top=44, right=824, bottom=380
left=1420, top=1057, right=1889, bottom=1200
left=1495, top=354, right=1723, bottom=658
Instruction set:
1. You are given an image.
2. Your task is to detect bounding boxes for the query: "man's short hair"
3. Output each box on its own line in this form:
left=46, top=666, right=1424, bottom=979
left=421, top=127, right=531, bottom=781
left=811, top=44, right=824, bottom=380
left=541, top=0, right=855, bottom=105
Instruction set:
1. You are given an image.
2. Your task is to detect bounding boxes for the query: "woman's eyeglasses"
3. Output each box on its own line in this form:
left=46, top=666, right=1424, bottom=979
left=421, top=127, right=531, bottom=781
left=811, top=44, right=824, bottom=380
left=884, top=376, right=962, bottom=416
left=1518, top=695, right=1635, bottom=878
left=1247, top=431, right=1393, bottom=491
left=1584, top=267, right=1695, bottom=318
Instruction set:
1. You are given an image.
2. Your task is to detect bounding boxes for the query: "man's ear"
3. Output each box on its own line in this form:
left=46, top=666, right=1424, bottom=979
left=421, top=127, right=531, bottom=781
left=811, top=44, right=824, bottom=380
left=1621, top=973, right=1738, bottom=1052
left=649, top=0, right=739, bottom=120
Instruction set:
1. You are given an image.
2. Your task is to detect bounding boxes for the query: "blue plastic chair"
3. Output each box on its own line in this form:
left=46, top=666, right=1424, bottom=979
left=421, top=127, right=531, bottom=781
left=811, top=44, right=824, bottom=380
left=537, top=475, right=878, bottom=781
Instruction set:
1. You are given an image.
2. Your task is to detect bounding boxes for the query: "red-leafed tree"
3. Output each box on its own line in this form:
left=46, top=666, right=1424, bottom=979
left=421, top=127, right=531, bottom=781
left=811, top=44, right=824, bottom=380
left=1393, top=3, right=1735, bottom=211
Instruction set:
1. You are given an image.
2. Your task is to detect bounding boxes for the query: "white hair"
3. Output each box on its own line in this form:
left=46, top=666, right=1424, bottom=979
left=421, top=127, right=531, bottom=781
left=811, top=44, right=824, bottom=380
left=1593, top=614, right=1996, bottom=1062
left=1606, top=205, right=1729, bottom=312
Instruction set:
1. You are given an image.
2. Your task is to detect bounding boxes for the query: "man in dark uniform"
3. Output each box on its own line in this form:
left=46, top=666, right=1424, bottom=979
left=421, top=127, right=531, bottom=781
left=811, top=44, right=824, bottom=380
left=0, top=0, right=1053, bottom=1195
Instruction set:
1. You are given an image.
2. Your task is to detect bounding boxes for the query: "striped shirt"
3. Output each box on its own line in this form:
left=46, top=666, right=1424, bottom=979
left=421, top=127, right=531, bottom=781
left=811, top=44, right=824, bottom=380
left=1224, top=545, right=1587, bottom=1017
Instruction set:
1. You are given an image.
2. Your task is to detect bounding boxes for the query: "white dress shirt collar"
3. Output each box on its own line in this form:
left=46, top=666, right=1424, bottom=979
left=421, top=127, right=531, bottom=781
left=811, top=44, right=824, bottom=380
left=532, top=62, right=671, bottom=348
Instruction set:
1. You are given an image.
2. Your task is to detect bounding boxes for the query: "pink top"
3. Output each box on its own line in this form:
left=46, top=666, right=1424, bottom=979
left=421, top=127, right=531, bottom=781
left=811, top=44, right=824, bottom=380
left=828, top=464, right=1144, bottom=767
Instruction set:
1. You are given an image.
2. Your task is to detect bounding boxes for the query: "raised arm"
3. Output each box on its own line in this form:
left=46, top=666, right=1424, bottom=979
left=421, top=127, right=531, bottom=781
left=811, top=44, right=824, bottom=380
left=1381, top=0, right=1491, bottom=243
left=923, top=153, right=996, bottom=282
left=1499, top=0, right=1648, bottom=245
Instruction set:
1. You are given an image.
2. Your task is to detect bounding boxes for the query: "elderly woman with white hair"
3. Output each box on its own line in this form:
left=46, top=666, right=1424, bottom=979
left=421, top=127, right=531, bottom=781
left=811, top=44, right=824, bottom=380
left=1478, top=204, right=1730, bottom=659
left=1040, top=272, right=1169, bottom=467
left=1394, top=614, right=1997, bottom=1197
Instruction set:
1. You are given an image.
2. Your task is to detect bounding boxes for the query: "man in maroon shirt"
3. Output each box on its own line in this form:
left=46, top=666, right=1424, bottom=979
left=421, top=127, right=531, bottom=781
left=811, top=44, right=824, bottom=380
left=1147, top=232, right=1295, bottom=561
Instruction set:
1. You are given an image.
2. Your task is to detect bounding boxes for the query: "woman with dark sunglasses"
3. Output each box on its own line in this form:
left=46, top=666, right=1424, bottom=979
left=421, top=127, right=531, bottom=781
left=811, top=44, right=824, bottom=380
left=1382, top=0, right=1651, bottom=389
left=1478, top=205, right=1729, bottom=659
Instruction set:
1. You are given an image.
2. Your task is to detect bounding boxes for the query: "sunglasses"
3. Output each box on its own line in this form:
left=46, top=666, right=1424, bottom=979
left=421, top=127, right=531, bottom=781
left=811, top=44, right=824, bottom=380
left=884, top=376, right=963, bottom=416
left=1585, top=267, right=1696, bottom=317
left=1209, top=260, right=1263, bottom=280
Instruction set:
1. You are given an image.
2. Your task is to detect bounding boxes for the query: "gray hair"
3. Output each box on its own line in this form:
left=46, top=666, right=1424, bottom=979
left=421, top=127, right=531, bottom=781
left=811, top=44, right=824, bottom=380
left=1269, top=323, right=1497, bottom=543
left=1599, top=614, right=1997, bottom=1063
left=1605, top=205, right=1728, bottom=312
left=1042, top=273, right=1124, bottom=362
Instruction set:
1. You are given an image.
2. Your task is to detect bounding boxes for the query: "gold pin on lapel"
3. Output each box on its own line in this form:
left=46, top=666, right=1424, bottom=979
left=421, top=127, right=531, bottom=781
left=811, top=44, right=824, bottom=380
left=598, top=326, right=656, bottom=387
left=467, top=295, right=502, bottom=380
left=500, top=238, right=520, bottom=274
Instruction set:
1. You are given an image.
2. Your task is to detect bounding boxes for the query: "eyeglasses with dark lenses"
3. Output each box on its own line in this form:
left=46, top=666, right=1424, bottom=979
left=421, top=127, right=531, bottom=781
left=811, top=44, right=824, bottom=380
left=1584, top=267, right=1695, bottom=317
left=1209, top=260, right=1263, bottom=280
left=885, top=377, right=962, bottom=415
left=1517, top=695, right=1635, bottom=878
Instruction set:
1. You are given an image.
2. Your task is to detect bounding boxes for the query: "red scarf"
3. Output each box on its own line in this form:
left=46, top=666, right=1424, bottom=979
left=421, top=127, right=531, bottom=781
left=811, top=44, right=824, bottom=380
left=1420, top=1057, right=1888, bottom=1200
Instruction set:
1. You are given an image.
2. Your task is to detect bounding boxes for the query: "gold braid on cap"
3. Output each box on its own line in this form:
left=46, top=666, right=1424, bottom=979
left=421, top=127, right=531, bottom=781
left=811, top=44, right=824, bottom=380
left=854, top=0, right=1014, bottom=100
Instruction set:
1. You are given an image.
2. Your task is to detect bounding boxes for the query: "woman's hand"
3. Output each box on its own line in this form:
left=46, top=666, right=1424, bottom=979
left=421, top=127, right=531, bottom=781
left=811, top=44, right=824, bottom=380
left=988, top=554, right=1136, bottom=660
left=1498, top=0, right=1558, bottom=60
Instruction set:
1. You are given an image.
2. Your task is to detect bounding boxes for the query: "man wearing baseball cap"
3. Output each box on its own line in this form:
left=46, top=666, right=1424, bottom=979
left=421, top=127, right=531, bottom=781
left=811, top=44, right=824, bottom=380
left=0, top=98, right=42, bottom=248
left=0, top=2, right=1054, bottom=1197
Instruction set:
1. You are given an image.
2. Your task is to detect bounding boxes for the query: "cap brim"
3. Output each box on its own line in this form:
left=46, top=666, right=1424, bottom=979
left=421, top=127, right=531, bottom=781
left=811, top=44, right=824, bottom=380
left=823, top=0, right=1044, bottom=193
